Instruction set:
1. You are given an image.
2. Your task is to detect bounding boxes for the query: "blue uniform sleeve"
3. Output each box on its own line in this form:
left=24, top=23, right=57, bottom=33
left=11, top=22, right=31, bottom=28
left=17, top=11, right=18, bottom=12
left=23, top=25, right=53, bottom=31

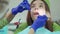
left=11, top=6, right=24, bottom=15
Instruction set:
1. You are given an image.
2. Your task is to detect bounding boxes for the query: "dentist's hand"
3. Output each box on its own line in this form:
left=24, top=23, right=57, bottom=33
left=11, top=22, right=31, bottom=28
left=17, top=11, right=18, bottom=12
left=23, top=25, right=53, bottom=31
left=12, top=0, right=30, bottom=15
left=20, top=0, right=31, bottom=10
left=31, top=15, right=48, bottom=31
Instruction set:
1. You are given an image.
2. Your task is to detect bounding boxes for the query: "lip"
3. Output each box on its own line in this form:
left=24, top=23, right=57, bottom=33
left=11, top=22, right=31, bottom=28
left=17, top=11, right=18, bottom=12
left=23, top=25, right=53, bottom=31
left=33, top=12, right=39, bottom=15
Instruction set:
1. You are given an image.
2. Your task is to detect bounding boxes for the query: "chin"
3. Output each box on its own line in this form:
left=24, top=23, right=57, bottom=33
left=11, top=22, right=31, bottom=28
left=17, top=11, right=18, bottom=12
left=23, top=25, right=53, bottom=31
left=33, top=15, right=38, bottom=20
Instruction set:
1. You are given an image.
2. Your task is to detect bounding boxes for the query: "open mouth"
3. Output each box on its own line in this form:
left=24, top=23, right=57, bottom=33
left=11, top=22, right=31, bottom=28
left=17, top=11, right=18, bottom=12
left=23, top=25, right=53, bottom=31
left=33, top=12, right=39, bottom=15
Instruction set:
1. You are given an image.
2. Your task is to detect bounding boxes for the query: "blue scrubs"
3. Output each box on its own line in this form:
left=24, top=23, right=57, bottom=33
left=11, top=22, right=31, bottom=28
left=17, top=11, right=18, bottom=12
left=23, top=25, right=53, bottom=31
left=0, top=26, right=8, bottom=34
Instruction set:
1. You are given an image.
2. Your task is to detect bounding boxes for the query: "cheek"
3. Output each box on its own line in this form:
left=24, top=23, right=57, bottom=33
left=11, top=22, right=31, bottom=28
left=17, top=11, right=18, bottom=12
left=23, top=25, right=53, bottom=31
left=38, top=9, right=46, bottom=15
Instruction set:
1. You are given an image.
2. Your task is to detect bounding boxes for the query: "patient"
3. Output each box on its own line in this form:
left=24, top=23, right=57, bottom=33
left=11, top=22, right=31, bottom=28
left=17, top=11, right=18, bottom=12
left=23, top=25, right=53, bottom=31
left=14, top=0, right=53, bottom=34
left=0, top=0, right=60, bottom=34
left=27, top=0, right=53, bottom=34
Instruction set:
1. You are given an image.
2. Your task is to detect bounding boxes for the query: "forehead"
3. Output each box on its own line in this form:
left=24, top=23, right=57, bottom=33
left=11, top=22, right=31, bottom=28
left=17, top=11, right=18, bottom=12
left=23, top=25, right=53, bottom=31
left=32, top=0, right=44, bottom=5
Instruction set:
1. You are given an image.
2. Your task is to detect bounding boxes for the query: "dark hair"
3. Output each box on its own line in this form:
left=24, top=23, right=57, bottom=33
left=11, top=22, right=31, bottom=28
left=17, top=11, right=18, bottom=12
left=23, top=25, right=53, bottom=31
left=27, top=0, right=53, bottom=32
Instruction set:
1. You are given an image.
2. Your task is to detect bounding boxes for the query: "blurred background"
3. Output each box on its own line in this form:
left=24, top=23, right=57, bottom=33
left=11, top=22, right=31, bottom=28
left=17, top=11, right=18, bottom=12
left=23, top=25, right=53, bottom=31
left=0, top=0, right=60, bottom=34
left=0, top=0, right=60, bottom=23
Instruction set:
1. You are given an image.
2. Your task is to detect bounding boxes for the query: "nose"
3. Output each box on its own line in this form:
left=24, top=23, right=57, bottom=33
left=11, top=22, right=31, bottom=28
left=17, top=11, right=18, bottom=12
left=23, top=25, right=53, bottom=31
left=35, top=7, right=39, bottom=10
left=34, top=7, right=39, bottom=12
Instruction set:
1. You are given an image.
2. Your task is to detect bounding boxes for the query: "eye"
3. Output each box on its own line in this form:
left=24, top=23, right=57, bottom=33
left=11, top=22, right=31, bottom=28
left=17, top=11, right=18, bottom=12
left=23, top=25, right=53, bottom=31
left=31, top=5, right=35, bottom=8
left=39, top=5, right=43, bottom=8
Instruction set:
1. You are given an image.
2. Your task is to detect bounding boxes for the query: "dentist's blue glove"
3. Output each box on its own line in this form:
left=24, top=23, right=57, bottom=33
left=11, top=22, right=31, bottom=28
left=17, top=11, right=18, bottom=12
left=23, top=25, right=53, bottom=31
left=31, top=15, right=48, bottom=31
left=12, top=0, right=30, bottom=15
left=20, top=0, right=31, bottom=10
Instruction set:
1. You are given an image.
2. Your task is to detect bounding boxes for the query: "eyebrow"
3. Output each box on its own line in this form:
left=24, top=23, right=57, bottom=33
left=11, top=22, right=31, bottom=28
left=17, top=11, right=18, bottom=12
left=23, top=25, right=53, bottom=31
left=40, top=3, right=44, bottom=5
left=32, top=4, right=35, bottom=6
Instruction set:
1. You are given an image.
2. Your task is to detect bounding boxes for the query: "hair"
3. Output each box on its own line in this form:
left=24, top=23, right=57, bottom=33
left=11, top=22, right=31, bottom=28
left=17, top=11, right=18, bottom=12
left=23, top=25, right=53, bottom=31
left=27, top=0, right=53, bottom=32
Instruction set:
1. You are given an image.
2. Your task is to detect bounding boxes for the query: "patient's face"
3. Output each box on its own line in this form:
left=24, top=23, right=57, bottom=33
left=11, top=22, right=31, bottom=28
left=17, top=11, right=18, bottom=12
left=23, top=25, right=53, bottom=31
left=30, top=0, right=46, bottom=20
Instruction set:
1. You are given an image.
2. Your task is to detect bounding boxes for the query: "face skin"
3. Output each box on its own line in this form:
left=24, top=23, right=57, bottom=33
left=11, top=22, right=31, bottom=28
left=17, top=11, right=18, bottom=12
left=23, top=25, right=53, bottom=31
left=0, top=0, right=9, bottom=18
left=30, top=0, right=46, bottom=20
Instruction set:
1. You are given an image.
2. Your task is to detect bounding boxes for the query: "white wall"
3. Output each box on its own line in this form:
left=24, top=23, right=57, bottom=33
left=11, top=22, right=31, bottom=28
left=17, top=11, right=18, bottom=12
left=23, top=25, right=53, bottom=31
left=49, top=0, right=60, bottom=21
